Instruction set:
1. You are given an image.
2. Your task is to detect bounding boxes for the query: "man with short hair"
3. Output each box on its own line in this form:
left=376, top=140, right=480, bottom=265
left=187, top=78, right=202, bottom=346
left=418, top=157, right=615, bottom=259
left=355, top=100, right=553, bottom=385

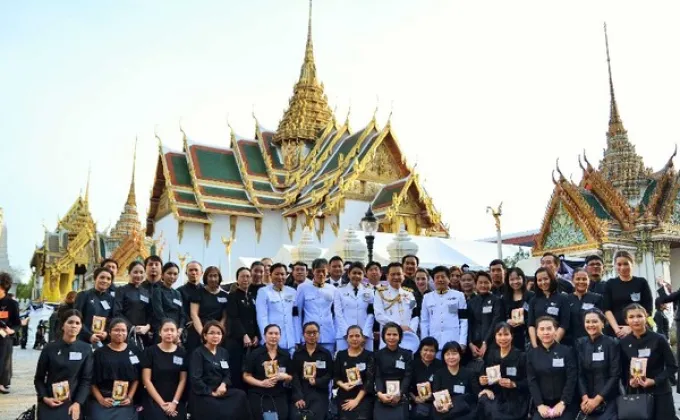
left=140, top=255, right=163, bottom=296
left=364, top=261, right=385, bottom=289
left=584, top=255, right=606, bottom=295
left=541, top=252, right=574, bottom=294
left=178, top=261, right=203, bottom=319
left=288, top=261, right=308, bottom=289
left=100, top=258, right=119, bottom=297
left=326, top=256, right=346, bottom=288
left=373, top=262, right=419, bottom=353
left=489, top=259, right=506, bottom=296
left=401, top=254, right=419, bottom=290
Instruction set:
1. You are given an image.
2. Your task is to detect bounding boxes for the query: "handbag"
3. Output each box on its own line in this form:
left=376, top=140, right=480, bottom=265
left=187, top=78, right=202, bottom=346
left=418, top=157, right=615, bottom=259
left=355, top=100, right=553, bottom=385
left=15, top=405, right=35, bottom=420
left=261, top=394, right=279, bottom=420
left=616, top=388, right=653, bottom=420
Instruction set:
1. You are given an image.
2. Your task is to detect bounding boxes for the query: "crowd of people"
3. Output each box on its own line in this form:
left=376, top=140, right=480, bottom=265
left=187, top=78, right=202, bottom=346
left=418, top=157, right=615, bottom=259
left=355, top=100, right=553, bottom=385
left=0, top=249, right=676, bottom=419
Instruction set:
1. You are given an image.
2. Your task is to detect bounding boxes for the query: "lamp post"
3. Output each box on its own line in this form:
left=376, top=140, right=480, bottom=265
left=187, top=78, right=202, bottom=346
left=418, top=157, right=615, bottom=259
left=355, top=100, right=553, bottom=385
left=361, top=207, right=378, bottom=263
left=486, top=202, right=503, bottom=260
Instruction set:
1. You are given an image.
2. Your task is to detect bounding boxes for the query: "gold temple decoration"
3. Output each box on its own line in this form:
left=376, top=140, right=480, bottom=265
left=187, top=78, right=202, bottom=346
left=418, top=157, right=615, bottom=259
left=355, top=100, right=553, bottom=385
left=178, top=221, right=185, bottom=244
left=287, top=216, right=298, bottom=242
left=229, top=215, right=238, bottom=238
left=203, top=223, right=212, bottom=246
left=254, top=217, right=263, bottom=243
left=177, top=252, right=190, bottom=279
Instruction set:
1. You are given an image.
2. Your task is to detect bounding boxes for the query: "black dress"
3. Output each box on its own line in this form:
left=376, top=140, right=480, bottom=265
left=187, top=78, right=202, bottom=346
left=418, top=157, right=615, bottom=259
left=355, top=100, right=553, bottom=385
left=226, top=287, right=260, bottom=390
left=90, top=344, right=142, bottom=420
left=34, top=339, right=93, bottom=420
left=151, top=283, right=186, bottom=341
left=431, top=366, right=478, bottom=420
left=602, top=276, right=653, bottom=334
left=373, top=346, right=412, bottom=420
left=187, top=287, right=228, bottom=353
left=409, top=357, right=443, bottom=419
left=527, top=291, right=570, bottom=341
left=0, top=294, right=20, bottom=386
left=333, top=349, right=374, bottom=420
left=526, top=342, right=577, bottom=420
left=189, top=346, right=250, bottom=420
left=564, top=292, right=603, bottom=346
left=141, top=344, right=188, bottom=420
left=574, top=334, right=620, bottom=420
left=244, top=346, right=292, bottom=420
left=290, top=346, right=334, bottom=420
left=502, top=291, right=534, bottom=351
left=113, top=283, right=153, bottom=348
left=73, top=288, right=114, bottom=345
left=477, top=347, right=529, bottom=420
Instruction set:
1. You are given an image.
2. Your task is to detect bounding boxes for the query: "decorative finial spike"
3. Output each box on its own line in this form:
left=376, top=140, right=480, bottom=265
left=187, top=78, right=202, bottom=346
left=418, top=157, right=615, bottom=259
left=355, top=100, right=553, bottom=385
left=84, top=164, right=91, bottom=204
left=125, top=138, right=138, bottom=208
left=555, top=158, right=565, bottom=180
left=604, top=22, right=626, bottom=137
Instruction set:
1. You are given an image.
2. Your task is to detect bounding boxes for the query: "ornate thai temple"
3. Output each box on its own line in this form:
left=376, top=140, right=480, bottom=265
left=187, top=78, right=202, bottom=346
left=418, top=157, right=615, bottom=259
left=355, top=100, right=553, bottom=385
left=533, top=26, right=680, bottom=288
left=146, top=2, right=448, bottom=278
left=30, top=147, right=154, bottom=303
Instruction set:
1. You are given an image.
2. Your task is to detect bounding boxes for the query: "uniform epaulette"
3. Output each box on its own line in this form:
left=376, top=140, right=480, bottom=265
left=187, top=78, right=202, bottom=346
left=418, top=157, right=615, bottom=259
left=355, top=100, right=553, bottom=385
left=376, top=286, right=388, bottom=292
left=402, top=286, right=413, bottom=293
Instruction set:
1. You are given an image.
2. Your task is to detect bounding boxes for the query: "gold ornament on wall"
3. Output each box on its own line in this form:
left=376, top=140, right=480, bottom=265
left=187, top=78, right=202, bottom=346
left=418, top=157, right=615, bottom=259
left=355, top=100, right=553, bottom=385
left=254, top=218, right=263, bottom=243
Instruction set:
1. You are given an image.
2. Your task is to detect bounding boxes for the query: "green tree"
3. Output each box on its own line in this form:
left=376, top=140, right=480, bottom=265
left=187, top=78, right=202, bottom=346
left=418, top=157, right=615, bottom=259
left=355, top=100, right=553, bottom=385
left=15, top=277, right=34, bottom=300
left=503, top=248, right=531, bottom=268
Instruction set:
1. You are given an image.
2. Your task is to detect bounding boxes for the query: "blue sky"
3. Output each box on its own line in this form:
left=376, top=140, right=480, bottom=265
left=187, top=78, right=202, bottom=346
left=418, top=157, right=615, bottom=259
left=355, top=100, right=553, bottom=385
left=1, top=1, right=680, bottom=281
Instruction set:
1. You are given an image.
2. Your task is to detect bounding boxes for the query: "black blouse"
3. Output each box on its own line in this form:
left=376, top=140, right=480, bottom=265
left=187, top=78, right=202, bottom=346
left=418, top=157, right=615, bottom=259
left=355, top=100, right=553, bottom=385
left=227, top=288, right=260, bottom=342
left=574, top=334, right=620, bottom=402
left=191, top=287, right=228, bottom=324
left=565, top=292, right=603, bottom=344
left=409, top=357, right=443, bottom=397
left=243, top=346, right=292, bottom=396
left=113, top=283, right=152, bottom=327
left=602, top=276, right=653, bottom=326
left=92, top=345, right=141, bottom=398
left=151, top=283, right=186, bottom=330
left=333, top=349, right=374, bottom=401
left=502, top=291, right=534, bottom=350
left=527, top=291, right=570, bottom=331
left=142, top=344, right=187, bottom=401
left=0, top=295, right=20, bottom=330
left=291, top=346, right=334, bottom=401
left=34, top=339, right=93, bottom=405
left=526, top=342, right=576, bottom=406
left=620, top=330, right=677, bottom=395
left=74, top=288, right=114, bottom=343
left=189, top=346, right=232, bottom=396
left=432, top=366, right=478, bottom=415
left=374, top=346, right=413, bottom=397
left=178, top=282, right=203, bottom=319
left=468, top=292, right=503, bottom=345
left=481, top=347, right=528, bottom=402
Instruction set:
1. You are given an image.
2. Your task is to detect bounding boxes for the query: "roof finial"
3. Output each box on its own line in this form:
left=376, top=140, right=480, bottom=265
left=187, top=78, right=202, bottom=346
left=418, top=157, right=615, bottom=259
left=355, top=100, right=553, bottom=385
left=604, top=22, right=626, bottom=137
left=372, top=95, right=379, bottom=123
left=387, top=100, right=394, bottom=126
left=126, top=137, right=138, bottom=208
left=84, top=164, right=91, bottom=204
left=555, top=158, right=566, bottom=181
left=226, top=114, right=237, bottom=148
left=302, top=0, right=314, bottom=82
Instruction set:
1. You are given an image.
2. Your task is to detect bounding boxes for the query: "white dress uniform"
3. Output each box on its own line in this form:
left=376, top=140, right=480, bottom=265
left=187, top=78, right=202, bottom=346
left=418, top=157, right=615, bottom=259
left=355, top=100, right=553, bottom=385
left=295, top=281, right=337, bottom=353
left=255, top=284, right=300, bottom=353
left=420, top=288, right=468, bottom=356
left=333, top=283, right=375, bottom=351
left=373, top=285, right=420, bottom=353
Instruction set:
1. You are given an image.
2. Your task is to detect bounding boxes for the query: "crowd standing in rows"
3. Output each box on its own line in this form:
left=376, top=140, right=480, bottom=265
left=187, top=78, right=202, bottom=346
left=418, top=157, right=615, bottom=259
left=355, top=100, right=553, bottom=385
left=7, top=249, right=678, bottom=419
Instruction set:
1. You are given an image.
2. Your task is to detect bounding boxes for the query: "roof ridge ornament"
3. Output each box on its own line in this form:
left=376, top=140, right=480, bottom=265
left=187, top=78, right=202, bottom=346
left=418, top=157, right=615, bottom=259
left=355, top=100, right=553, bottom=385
left=604, top=22, right=626, bottom=138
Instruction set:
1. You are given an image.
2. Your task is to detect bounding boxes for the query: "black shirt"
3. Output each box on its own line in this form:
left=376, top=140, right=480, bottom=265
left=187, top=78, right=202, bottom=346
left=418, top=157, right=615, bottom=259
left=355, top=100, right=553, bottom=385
left=656, top=286, right=680, bottom=321
left=243, top=346, right=292, bottom=396
left=151, top=283, right=186, bottom=331
left=189, top=346, right=232, bottom=396
left=588, top=279, right=607, bottom=295
left=502, top=290, right=534, bottom=350
left=432, top=366, right=478, bottom=416
left=142, top=344, right=187, bottom=401
left=0, top=295, right=20, bottom=330
left=191, top=287, right=228, bottom=324
left=248, top=283, right=267, bottom=299
left=178, top=282, right=203, bottom=320
left=527, top=291, right=570, bottom=331
left=34, top=339, right=93, bottom=404
left=574, top=334, right=620, bottom=402
left=620, top=330, right=677, bottom=395
left=92, top=345, right=141, bottom=398
left=333, top=349, right=374, bottom=401
left=557, top=277, right=574, bottom=294
left=291, top=346, right=334, bottom=401
left=482, top=347, right=528, bottom=404
left=374, top=346, right=413, bottom=397
left=227, top=288, right=259, bottom=342
left=565, top=292, right=603, bottom=343
left=113, top=283, right=152, bottom=327
left=468, top=292, right=503, bottom=345
left=602, top=276, right=653, bottom=327
left=409, top=357, right=443, bottom=397
left=74, top=288, right=114, bottom=343
left=526, top=342, right=576, bottom=406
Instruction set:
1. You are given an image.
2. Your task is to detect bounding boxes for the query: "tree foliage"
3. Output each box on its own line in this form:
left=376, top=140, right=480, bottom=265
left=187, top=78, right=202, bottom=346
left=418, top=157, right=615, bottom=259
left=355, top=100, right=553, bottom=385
left=503, top=248, right=531, bottom=268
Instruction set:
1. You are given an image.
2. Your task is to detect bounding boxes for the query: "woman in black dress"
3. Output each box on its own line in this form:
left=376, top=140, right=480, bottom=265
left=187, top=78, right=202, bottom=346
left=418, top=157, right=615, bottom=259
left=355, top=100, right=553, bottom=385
left=565, top=269, right=603, bottom=346
left=189, top=320, right=250, bottom=420
left=502, top=267, right=534, bottom=351
left=142, top=319, right=188, bottom=420
left=574, top=308, right=619, bottom=420
left=409, top=337, right=442, bottom=419
left=291, top=321, right=334, bottom=420
left=526, top=316, right=577, bottom=420
left=334, top=325, right=374, bottom=420
left=477, top=323, right=529, bottom=420
left=114, top=261, right=153, bottom=349
left=90, top=317, right=142, bottom=420
left=151, top=262, right=186, bottom=343
left=619, top=303, right=678, bottom=420
left=226, top=267, right=259, bottom=390
left=243, top=324, right=293, bottom=420
left=373, top=322, right=412, bottom=420
left=34, top=309, right=93, bottom=420
left=527, top=268, right=570, bottom=348
left=188, top=266, right=228, bottom=354
left=431, top=341, right=477, bottom=420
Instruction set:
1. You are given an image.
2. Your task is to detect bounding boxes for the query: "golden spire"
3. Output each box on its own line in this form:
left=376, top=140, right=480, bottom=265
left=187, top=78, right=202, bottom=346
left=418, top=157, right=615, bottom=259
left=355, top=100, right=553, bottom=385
left=604, top=23, right=626, bottom=137
left=125, top=137, right=138, bottom=208
left=84, top=165, right=91, bottom=205
left=273, top=0, right=333, bottom=143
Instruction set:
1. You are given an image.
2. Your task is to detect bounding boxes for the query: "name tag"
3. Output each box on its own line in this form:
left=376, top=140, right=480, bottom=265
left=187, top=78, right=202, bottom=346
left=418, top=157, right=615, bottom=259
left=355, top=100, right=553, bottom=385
left=448, top=304, right=457, bottom=314
left=356, top=363, right=366, bottom=371
left=278, top=367, right=286, bottom=374
left=101, top=301, right=111, bottom=310
left=69, top=352, right=82, bottom=361
left=638, top=348, right=651, bottom=358
left=506, top=367, right=517, bottom=376
left=129, top=356, right=140, bottom=365
left=631, top=293, right=641, bottom=302
left=217, top=297, right=227, bottom=303
left=482, top=305, right=492, bottom=314
left=408, top=300, right=416, bottom=310
left=140, top=295, right=149, bottom=303
left=172, top=299, right=182, bottom=307
left=110, top=291, right=116, bottom=298
left=395, top=360, right=405, bottom=370
left=220, top=360, right=229, bottom=369
left=546, top=306, right=559, bottom=316
left=592, top=352, right=605, bottom=362
left=582, top=303, right=594, bottom=310
left=316, top=360, right=326, bottom=369
left=453, top=385, right=465, bottom=394
left=552, top=358, right=564, bottom=367
left=173, top=356, right=183, bottom=365
left=523, top=302, right=530, bottom=311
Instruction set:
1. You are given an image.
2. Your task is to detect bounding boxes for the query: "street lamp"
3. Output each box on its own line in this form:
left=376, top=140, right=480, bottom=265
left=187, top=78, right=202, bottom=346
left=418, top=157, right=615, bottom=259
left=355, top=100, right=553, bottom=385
left=361, top=207, right=378, bottom=263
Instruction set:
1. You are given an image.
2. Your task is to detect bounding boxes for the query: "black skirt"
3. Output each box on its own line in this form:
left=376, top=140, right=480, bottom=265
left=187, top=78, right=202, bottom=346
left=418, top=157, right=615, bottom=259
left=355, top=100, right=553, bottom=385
left=142, top=398, right=188, bottom=420
left=290, top=391, right=329, bottom=420
left=37, top=401, right=81, bottom=420
left=336, top=395, right=373, bottom=420
left=373, top=400, right=408, bottom=420
left=478, top=393, right=529, bottom=420
left=191, top=387, right=250, bottom=420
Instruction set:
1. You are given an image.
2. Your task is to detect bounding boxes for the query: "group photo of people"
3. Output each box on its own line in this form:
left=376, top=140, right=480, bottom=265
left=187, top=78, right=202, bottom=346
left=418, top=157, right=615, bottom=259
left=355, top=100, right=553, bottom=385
left=12, top=249, right=680, bottom=420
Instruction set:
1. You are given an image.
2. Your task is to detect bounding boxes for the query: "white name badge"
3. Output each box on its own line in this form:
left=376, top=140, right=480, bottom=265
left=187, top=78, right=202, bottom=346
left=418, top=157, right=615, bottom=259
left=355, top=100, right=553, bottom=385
left=506, top=367, right=517, bottom=376
left=130, top=356, right=140, bottom=365
left=453, top=385, right=465, bottom=394
left=592, top=352, right=605, bottom=362
left=356, top=363, right=366, bottom=371
left=140, top=295, right=149, bottom=303
left=523, top=302, right=530, bottom=311
left=172, top=299, right=182, bottom=307
left=395, top=360, right=405, bottom=370
left=638, top=348, right=651, bottom=358
left=69, top=352, right=82, bottom=361
left=316, top=360, right=326, bottom=369
left=582, top=303, right=594, bottom=310
left=220, top=360, right=229, bottom=369
left=631, top=293, right=641, bottom=302
left=482, top=306, right=492, bottom=314
left=101, top=300, right=111, bottom=310
left=217, top=297, right=227, bottom=303
left=173, top=356, right=183, bottom=366
left=110, top=291, right=116, bottom=298
left=278, top=367, right=287, bottom=374
left=547, top=306, right=559, bottom=316
left=552, top=358, right=564, bottom=367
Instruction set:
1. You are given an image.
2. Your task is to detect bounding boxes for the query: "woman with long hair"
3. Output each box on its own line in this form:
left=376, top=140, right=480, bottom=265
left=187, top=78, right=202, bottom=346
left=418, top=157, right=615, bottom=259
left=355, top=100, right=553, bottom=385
left=409, top=337, right=442, bottom=419
left=141, top=319, right=188, bottom=420
left=188, top=266, right=228, bottom=354
left=291, top=321, right=334, bottom=420
left=431, top=341, right=477, bottom=420
left=151, top=262, right=186, bottom=343
left=334, top=325, right=374, bottom=420
left=114, top=261, right=153, bottom=349
left=34, top=309, right=93, bottom=420
left=502, top=267, right=534, bottom=350
left=527, top=268, right=570, bottom=348
left=226, top=267, right=259, bottom=390
left=449, top=266, right=462, bottom=291
left=373, top=322, right=412, bottom=420
left=189, top=320, right=250, bottom=420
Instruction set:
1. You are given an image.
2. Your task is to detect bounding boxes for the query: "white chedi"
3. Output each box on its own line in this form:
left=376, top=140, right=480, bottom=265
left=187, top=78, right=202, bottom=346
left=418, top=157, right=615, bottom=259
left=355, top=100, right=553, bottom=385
left=291, top=227, right=323, bottom=266
left=387, top=225, right=419, bottom=262
left=333, top=227, right=368, bottom=264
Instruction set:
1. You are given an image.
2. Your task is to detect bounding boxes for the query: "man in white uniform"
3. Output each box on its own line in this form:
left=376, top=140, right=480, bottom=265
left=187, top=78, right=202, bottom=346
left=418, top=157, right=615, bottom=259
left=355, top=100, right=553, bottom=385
left=373, top=262, right=419, bottom=353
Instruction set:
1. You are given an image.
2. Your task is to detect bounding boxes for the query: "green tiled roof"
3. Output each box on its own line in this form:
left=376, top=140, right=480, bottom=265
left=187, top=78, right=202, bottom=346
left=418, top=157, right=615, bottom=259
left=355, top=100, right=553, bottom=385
left=253, top=182, right=275, bottom=193
left=356, top=131, right=379, bottom=161
left=204, top=202, right=260, bottom=215
left=321, top=131, right=363, bottom=176
left=640, top=180, right=657, bottom=208
left=580, top=189, right=612, bottom=220
left=257, top=196, right=286, bottom=206
left=201, top=185, right=249, bottom=201
left=168, top=155, right=192, bottom=187
left=373, top=180, right=407, bottom=209
left=177, top=208, right=209, bottom=220
left=241, top=142, right=268, bottom=176
left=262, top=132, right=283, bottom=169
left=174, top=191, right=197, bottom=204
left=194, top=148, right=243, bottom=183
